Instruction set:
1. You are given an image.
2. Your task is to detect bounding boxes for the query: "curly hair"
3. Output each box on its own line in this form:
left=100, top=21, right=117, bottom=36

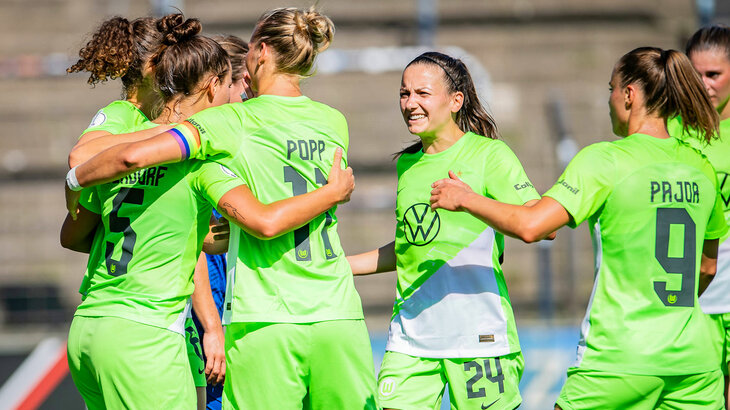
left=67, top=16, right=161, bottom=94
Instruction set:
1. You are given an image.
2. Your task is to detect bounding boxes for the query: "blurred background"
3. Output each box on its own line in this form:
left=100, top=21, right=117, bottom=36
left=0, top=0, right=728, bottom=408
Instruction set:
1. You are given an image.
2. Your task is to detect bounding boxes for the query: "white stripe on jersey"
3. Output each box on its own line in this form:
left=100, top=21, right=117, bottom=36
left=222, top=224, right=241, bottom=326
left=699, top=236, right=730, bottom=314
left=385, top=227, right=510, bottom=358
left=575, top=221, right=603, bottom=368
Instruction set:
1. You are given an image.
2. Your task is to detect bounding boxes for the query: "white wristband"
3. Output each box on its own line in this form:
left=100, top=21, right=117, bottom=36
left=66, top=166, right=83, bottom=191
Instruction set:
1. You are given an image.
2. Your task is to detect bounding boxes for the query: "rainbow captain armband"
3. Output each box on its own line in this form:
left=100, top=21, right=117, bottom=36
left=167, top=125, right=198, bottom=160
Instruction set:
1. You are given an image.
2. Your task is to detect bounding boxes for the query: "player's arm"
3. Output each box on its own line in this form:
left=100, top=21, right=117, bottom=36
left=523, top=199, right=557, bottom=240
left=191, top=254, right=225, bottom=385
left=699, top=238, right=719, bottom=296
left=66, top=122, right=200, bottom=219
left=430, top=171, right=569, bottom=243
left=60, top=206, right=101, bottom=253
left=69, top=125, right=174, bottom=168
left=347, top=241, right=396, bottom=275
left=216, top=148, right=354, bottom=240
left=202, top=214, right=229, bottom=255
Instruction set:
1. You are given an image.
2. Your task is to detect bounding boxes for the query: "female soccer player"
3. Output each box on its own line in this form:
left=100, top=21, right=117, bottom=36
left=668, top=24, right=730, bottom=406
left=214, top=34, right=252, bottom=102
left=430, top=47, right=726, bottom=409
left=66, top=15, right=225, bottom=408
left=63, top=7, right=376, bottom=409
left=67, top=15, right=169, bottom=167
left=61, top=13, right=355, bottom=410
left=192, top=34, right=250, bottom=410
left=347, top=51, right=540, bottom=410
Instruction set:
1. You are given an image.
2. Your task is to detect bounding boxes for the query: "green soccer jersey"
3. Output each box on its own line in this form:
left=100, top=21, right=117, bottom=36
left=76, top=120, right=241, bottom=333
left=544, top=133, right=728, bottom=375
left=669, top=117, right=730, bottom=314
left=81, top=100, right=148, bottom=136
left=387, top=133, right=539, bottom=358
left=668, top=117, right=730, bottom=234
left=176, top=95, right=364, bottom=323
left=78, top=100, right=150, bottom=298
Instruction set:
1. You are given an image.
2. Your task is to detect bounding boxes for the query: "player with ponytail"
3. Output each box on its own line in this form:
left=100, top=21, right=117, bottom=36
left=430, top=47, right=726, bottom=409
left=348, top=51, right=539, bottom=410
left=668, top=24, right=730, bottom=407
left=62, top=12, right=355, bottom=409
left=62, top=7, right=373, bottom=409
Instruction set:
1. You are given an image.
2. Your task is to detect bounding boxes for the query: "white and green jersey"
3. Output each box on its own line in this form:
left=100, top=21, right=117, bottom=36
left=669, top=117, right=730, bottom=314
left=78, top=100, right=149, bottom=298
left=77, top=120, right=241, bottom=334
left=388, top=133, right=539, bottom=358
left=176, top=95, right=364, bottom=324
left=544, top=133, right=728, bottom=375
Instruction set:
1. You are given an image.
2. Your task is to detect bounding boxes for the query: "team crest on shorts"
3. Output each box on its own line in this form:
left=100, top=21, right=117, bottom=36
left=402, top=203, right=440, bottom=246
left=379, top=377, right=397, bottom=398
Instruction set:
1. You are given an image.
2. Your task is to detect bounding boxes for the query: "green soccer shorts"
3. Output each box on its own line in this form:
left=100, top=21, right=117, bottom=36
left=185, top=317, right=206, bottom=387
left=222, top=320, right=377, bottom=410
left=67, top=315, right=195, bottom=410
left=556, top=368, right=724, bottom=410
left=377, top=350, right=523, bottom=410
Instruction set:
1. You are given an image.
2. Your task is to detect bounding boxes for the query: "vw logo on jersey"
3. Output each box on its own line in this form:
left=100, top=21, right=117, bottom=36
left=402, top=203, right=440, bottom=246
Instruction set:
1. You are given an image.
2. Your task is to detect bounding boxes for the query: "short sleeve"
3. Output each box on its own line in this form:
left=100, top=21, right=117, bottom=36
left=544, top=142, right=616, bottom=227
left=192, top=161, right=246, bottom=207
left=78, top=187, right=102, bottom=214
left=706, top=188, right=729, bottom=240
left=483, top=140, right=540, bottom=205
left=80, top=101, right=146, bottom=137
left=182, top=104, right=243, bottom=161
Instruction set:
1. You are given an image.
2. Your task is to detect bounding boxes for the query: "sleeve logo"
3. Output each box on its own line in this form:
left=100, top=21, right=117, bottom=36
left=187, top=118, right=206, bottom=135
left=402, top=203, right=440, bottom=246
left=556, top=179, right=579, bottom=194
left=88, top=110, right=107, bottom=127
left=219, top=164, right=238, bottom=178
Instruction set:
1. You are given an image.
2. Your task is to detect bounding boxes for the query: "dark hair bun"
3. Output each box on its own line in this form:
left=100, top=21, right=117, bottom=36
left=157, top=13, right=201, bottom=45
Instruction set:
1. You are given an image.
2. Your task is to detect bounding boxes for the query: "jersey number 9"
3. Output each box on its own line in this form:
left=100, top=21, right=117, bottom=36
left=653, top=207, right=695, bottom=307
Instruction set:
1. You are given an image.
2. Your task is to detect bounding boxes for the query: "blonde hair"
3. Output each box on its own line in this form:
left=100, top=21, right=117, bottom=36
left=251, top=7, right=334, bottom=76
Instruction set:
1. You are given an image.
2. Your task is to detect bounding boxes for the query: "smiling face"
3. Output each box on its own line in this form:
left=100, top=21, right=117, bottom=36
left=690, top=48, right=730, bottom=119
left=399, top=63, right=461, bottom=139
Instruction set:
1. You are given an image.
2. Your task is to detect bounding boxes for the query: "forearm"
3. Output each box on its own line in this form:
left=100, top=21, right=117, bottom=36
left=460, top=193, right=551, bottom=243
left=191, top=254, right=223, bottom=333
left=699, top=239, right=719, bottom=296
left=60, top=232, right=95, bottom=253
left=69, top=126, right=172, bottom=167
left=74, top=143, right=146, bottom=187
left=219, top=184, right=341, bottom=240
left=348, top=241, right=396, bottom=275
left=60, top=209, right=101, bottom=252
left=74, top=132, right=183, bottom=188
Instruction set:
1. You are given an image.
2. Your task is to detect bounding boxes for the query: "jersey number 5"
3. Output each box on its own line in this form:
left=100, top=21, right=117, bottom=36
left=284, top=166, right=336, bottom=261
left=653, top=207, right=695, bottom=307
left=105, top=187, right=144, bottom=276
